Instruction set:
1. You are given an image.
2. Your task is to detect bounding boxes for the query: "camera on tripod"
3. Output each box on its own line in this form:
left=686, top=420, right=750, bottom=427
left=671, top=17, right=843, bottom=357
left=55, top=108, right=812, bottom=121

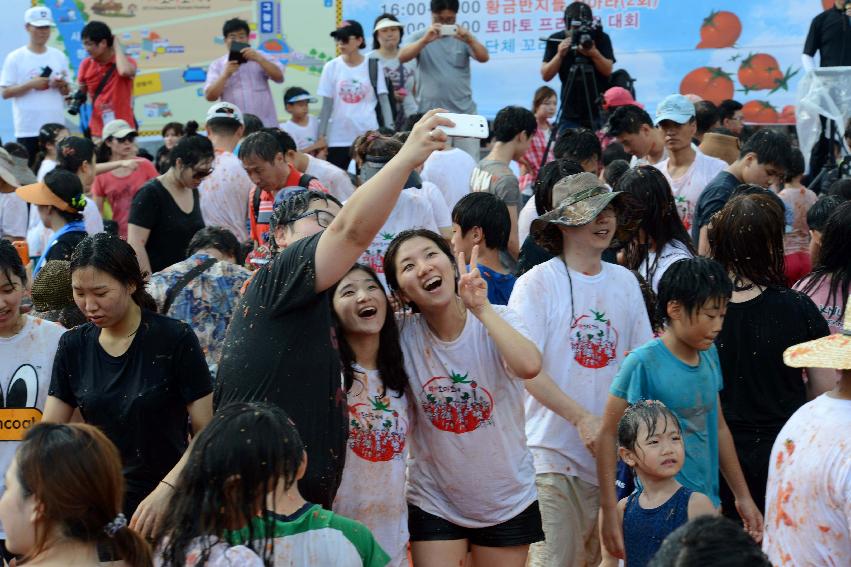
left=67, top=90, right=87, bottom=116
left=568, top=17, right=601, bottom=51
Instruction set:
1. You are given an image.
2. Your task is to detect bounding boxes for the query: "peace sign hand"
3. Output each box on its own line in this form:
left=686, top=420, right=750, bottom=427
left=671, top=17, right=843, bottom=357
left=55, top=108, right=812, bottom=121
left=457, top=245, right=489, bottom=315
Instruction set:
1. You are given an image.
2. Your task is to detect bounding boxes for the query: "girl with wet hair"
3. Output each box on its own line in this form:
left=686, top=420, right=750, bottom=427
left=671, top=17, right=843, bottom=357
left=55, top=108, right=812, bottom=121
left=383, top=228, right=544, bottom=567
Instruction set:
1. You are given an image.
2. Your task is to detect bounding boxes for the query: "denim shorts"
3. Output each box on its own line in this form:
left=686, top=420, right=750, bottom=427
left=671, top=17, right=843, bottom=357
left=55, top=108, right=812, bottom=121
left=408, top=500, right=545, bottom=547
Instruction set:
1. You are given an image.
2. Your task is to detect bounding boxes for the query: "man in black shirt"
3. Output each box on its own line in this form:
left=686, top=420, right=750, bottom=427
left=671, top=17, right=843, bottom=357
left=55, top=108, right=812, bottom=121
left=214, top=111, right=451, bottom=509
left=803, top=1, right=851, bottom=69
left=541, top=2, right=615, bottom=131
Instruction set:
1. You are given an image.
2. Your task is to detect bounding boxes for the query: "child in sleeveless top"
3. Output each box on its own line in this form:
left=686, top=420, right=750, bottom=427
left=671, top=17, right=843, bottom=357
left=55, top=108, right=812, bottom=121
left=602, top=400, right=716, bottom=567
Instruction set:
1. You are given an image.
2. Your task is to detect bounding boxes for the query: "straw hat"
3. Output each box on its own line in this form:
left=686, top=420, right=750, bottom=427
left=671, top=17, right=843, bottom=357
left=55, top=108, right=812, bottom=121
left=783, top=297, right=851, bottom=370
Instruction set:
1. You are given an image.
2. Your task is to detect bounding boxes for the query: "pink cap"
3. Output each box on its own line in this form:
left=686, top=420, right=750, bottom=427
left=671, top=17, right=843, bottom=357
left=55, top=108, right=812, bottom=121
left=603, top=87, right=643, bottom=110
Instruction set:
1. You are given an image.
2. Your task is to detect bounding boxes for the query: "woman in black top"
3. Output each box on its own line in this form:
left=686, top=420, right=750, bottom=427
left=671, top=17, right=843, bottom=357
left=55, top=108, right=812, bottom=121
left=44, top=233, right=213, bottom=538
left=127, top=132, right=212, bottom=275
left=708, top=191, right=834, bottom=517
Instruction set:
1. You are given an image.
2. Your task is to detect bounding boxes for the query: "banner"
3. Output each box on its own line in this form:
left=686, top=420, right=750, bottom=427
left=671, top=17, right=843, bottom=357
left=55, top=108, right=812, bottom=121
left=343, top=0, right=831, bottom=123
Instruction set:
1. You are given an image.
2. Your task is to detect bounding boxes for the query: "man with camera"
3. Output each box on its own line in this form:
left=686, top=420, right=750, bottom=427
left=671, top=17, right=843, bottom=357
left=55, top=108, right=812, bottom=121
left=75, top=21, right=137, bottom=141
left=1, top=7, right=70, bottom=163
left=541, top=2, right=615, bottom=132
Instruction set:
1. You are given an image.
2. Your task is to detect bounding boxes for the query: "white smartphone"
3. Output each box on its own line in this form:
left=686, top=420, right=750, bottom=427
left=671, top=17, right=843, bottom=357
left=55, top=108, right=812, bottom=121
left=439, top=24, right=458, bottom=36
left=435, top=113, right=489, bottom=139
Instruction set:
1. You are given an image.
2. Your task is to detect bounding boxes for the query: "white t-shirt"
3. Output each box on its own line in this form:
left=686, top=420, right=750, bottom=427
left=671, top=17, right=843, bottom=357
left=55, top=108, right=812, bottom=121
left=421, top=147, right=476, bottom=212
left=36, top=158, right=57, bottom=182
left=763, top=394, right=851, bottom=566
left=0, top=192, right=28, bottom=240
left=332, top=367, right=410, bottom=567
left=26, top=198, right=103, bottom=257
left=400, top=306, right=538, bottom=528
left=198, top=149, right=251, bottom=242
left=639, top=240, right=694, bottom=293
left=0, top=315, right=65, bottom=539
left=154, top=538, right=263, bottom=567
left=0, top=46, right=70, bottom=138
left=317, top=56, right=386, bottom=148
left=518, top=196, right=538, bottom=245
left=420, top=181, right=452, bottom=231
left=653, top=150, right=726, bottom=232
left=509, top=259, right=653, bottom=485
left=306, top=154, right=354, bottom=202
left=280, top=115, right=320, bottom=151
left=354, top=188, right=437, bottom=291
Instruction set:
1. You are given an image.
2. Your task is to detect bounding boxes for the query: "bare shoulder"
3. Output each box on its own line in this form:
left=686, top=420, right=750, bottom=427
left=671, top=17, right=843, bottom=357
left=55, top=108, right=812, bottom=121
left=687, top=490, right=718, bottom=519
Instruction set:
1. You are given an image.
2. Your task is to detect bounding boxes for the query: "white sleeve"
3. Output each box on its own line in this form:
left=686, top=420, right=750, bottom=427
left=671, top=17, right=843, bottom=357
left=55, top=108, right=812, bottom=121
left=801, top=54, right=815, bottom=73
left=422, top=182, right=451, bottom=229
left=0, top=50, right=18, bottom=88
left=316, top=59, right=335, bottom=98
left=507, top=271, right=548, bottom=351
left=2, top=195, right=29, bottom=239
left=492, top=304, right=535, bottom=344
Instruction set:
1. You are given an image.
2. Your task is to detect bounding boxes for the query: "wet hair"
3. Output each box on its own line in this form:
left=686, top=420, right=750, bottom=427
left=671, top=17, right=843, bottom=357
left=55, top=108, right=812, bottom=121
left=828, top=177, right=851, bottom=201
left=168, top=127, right=212, bottom=169
left=33, top=123, right=67, bottom=175
left=708, top=193, right=786, bottom=289
left=55, top=136, right=95, bottom=173
left=238, top=131, right=282, bottom=163
left=807, top=194, right=844, bottom=232
left=532, top=86, right=557, bottom=113
left=241, top=114, right=264, bottom=138
left=604, top=159, right=630, bottom=188
left=618, top=165, right=696, bottom=282
left=452, top=192, right=511, bottom=250
left=492, top=106, right=537, bottom=143
left=738, top=129, right=792, bottom=170
left=222, top=17, right=250, bottom=38
left=534, top=159, right=586, bottom=215
left=694, top=101, right=719, bottom=136
left=784, top=148, right=806, bottom=183
left=617, top=399, right=682, bottom=455
left=0, top=239, right=27, bottom=287
left=16, top=423, right=151, bottom=567
left=43, top=168, right=85, bottom=223
left=606, top=105, right=653, bottom=137
left=384, top=229, right=458, bottom=313
left=331, top=264, right=409, bottom=397
left=655, top=257, right=732, bottom=324
left=161, top=122, right=185, bottom=139
left=372, top=13, right=403, bottom=50
left=648, top=515, right=771, bottom=567
left=799, top=201, right=851, bottom=322
left=187, top=226, right=243, bottom=265
left=70, top=233, right=158, bottom=311
left=431, top=0, right=459, bottom=13
left=602, top=142, right=630, bottom=167
left=565, top=1, right=593, bottom=22
left=718, top=99, right=743, bottom=124
left=553, top=128, right=602, bottom=165
left=156, top=402, right=303, bottom=567
left=269, top=189, right=343, bottom=251
left=81, top=21, right=113, bottom=47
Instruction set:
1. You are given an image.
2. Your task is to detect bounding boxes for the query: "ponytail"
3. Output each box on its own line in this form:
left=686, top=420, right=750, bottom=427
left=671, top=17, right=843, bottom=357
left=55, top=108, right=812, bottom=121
left=106, top=524, right=153, bottom=567
left=184, top=120, right=199, bottom=137
left=96, top=140, right=113, bottom=164
left=33, top=123, right=67, bottom=176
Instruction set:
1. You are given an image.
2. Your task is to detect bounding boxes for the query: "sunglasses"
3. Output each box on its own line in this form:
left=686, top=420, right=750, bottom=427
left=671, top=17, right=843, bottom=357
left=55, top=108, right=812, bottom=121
left=287, top=209, right=335, bottom=228
left=192, top=167, right=214, bottom=180
left=115, top=135, right=136, bottom=144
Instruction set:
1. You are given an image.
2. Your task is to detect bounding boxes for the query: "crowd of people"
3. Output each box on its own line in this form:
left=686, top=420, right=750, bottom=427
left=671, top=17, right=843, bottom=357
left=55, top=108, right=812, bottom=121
left=1, top=1, right=850, bottom=566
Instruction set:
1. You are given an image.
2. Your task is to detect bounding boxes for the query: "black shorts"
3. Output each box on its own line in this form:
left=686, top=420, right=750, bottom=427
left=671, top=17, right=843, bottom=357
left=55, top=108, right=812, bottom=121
left=408, top=501, right=545, bottom=547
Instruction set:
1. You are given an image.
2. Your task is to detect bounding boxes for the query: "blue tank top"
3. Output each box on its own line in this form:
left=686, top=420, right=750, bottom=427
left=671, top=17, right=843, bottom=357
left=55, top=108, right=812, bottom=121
left=623, top=485, right=692, bottom=567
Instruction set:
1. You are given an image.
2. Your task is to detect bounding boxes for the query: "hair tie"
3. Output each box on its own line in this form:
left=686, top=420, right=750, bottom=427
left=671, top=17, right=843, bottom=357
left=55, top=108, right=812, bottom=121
left=61, top=145, right=76, bottom=157
left=70, top=194, right=87, bottom=211
left=365, top=132, right=379, bottom=143
left=103, top=513, right=127, bottom=538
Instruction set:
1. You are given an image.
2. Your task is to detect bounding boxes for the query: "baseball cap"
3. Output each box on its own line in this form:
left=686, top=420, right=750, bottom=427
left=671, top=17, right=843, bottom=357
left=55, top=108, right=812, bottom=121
left=603, top=87, right=643, bottom=111
left=206, top=101, right=244, bottom=125
left=374, top=18, right=403, bottom=32
left=25, top=6, right=55, bottom=27
left=330, top=20, right=365, bottom=40
left=101, top=119, right=137, bottom=140
left=16, top=168, right=85, bottom=215
left=284, top=87, right=317, bottom=105
left=654, top=94, right=696, bottom=126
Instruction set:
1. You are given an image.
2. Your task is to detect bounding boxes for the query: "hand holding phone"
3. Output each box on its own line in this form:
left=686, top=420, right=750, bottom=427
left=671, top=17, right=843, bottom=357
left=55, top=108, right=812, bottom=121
left=434, top=113, right=489, bottom=139
left=228, top=42, right=250, bottom=64
left=439, top=24, right=458, bottom=36
left=40, top=66, right=52, bottom=78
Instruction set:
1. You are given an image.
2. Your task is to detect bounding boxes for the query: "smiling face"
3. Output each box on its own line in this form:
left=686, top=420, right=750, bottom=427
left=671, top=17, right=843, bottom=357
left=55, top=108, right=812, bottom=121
left=0, top=458, right=38, bottom=556
left=560, top=204, right=618, bottom=254
left=71, top=266, right=135, bottom=328
left=668, top=296, right=728, bottom=351
left=163, top=128, right=182, bottom=150
left=391, top=236, right=457, bottom=311
left=658, top=119, right=696, bottom=152
left=333, top=268, right=387, bottom=338
left=0, top=270, right=25, bottom=337
left=82, top=37, right=109, bottom=60
left=620, top=414, right=684, bottom=480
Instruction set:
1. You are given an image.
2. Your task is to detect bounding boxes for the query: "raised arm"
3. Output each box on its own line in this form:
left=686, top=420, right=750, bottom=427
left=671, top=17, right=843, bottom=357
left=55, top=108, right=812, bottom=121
left=399, top=25, right=440, bottom=63
left=456, top=26, right=489, bottom=63
left=113, top=37, right=137, bottom=78
left=313, top=110, right=453, bottom=292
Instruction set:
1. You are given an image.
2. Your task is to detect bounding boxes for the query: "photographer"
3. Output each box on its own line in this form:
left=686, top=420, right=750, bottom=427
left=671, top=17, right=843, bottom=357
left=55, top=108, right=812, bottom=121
left=802, top=1, right=851, bottom=71
left=76, top=21, right=137, bottom=141
left=541, top=2, right=614, bottom=132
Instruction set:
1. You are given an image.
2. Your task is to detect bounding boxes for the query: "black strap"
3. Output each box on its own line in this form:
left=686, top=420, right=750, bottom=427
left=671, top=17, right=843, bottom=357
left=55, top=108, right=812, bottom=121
left=252, top=173, right=318, bottom=223
left=368, top=58, right=386, bottom=129
left=91, top=65, right=115, bottom=106
left=160, top=258, right=217, bottom=315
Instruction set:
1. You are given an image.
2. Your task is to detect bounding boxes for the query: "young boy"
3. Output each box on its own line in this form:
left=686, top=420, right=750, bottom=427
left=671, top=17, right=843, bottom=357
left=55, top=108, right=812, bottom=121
left=451, top=192, right=515, bottom=305
left=509, top=172, right=654, bottom=567
left=469, top=105, right=536, bottom=259
left=280, top=86, right=326, bottom=157
left=606, top=105, right=667, bottom=167
left=596, top=257, right=763, bottom=560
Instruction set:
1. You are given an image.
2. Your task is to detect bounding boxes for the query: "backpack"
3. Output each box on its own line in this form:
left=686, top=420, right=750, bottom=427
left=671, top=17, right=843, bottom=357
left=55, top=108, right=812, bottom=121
left=368, top=57, right=398, bottom=131
left=252, top=173, right=318, bottom=223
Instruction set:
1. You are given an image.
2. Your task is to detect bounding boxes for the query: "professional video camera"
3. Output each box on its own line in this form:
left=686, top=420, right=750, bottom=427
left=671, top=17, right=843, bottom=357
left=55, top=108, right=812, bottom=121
left=568, top=16, right=602, bottom=51
left=67, top=90, right=87, bottom=116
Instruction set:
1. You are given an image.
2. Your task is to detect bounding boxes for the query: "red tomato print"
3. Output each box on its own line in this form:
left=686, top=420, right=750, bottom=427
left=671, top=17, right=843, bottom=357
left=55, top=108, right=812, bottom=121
left=680, top=67, right=734, bottom=105
left=571, top=309, right=619, bottom=369
left=742, top=100, right=779, bottom=124
left=361, top=231, right=395, bottom=274
left=779, top=105, right=796, bottom=124
left=738, top=53, right=782, bottom=90
left=696, top=11, right=742, bottom=49
left=420, top=371, right=494, bottom=434
left=348, top=395, right=407, bottom=462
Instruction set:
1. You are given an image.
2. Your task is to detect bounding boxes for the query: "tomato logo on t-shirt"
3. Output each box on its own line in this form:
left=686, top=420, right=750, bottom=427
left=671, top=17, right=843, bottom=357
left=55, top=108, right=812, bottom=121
left=348, top=394, right=407, bottom=462
left=338, top=79, right=368, bottom=104
left=361, top=232, right=395, bottom=274
left=571, top=309, right=619, bottom=369
left=674, top=195, right=693, bottom=230
left=420, top=371, right=494, bottom=434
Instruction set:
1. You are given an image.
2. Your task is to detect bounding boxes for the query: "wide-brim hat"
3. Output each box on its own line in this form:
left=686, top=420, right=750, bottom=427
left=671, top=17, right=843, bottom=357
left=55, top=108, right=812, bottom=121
left=699, top=132, right=740, bottom=165
left=16, top=181, right=77, bottom=214
left=0, top=148, right=36, bottom=188
left=31, top=260, right=74, bottom=312
left=531, top=172, right=622, bottom=236
left=783, top=297, right=851, bottom=370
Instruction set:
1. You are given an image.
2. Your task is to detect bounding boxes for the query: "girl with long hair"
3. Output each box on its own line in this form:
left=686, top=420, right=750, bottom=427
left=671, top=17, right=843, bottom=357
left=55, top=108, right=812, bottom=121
left=331, top=263, right=410, bottom=567
left=519, top=86, right=557, bottom=192
left=617, top=165, right=696, bottom=292
left=383, top=229, right=543, bottom=567
left=43, top=233, right=213, bottom=536
left=708, top=192, right=835, bottom=518
left=0, top=423, right=152, bottom=567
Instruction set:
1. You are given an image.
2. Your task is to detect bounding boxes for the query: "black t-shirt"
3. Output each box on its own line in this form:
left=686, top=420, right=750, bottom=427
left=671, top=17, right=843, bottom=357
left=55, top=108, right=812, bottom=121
left=543, top=29, right=615, bottom=126
left=128, top=179, right=205, bottom=273
left=803, top=7, right=851, bottom=67
left=49, top=310, right=212, bottom=516
left=44, top=229, right=87, bottom=263
left=692, top=171, right=740, bottom=242
left=716, top=287, right=829, bottom=432
left=214, top=232, right=346, bottom=509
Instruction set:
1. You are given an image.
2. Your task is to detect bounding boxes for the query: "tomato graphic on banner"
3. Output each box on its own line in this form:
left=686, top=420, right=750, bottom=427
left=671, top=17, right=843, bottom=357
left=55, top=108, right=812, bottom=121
left=420, top=371, right=494, bottom=434
left=571, top=309, right=619, bottom=369
left=348, top=394, right=407, bottom=462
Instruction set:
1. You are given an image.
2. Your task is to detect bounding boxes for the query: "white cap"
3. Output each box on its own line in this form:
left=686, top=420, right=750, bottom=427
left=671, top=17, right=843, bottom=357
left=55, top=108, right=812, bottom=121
left=25, top=6, right=55, bottom=27
left=374, top=18, right=403, bottom=32
left=206, top=102, right=244, bottom=125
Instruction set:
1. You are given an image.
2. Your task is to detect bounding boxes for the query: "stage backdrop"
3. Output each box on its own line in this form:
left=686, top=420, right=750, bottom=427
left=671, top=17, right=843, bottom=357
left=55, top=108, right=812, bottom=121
left=344, top=0, right=832, bottom=124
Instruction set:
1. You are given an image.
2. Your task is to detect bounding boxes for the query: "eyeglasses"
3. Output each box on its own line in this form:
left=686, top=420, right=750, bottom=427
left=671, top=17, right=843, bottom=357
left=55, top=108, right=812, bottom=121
left=287, top=209, right=335, bottom=228
left=192, top=167, right=214, bottom=180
